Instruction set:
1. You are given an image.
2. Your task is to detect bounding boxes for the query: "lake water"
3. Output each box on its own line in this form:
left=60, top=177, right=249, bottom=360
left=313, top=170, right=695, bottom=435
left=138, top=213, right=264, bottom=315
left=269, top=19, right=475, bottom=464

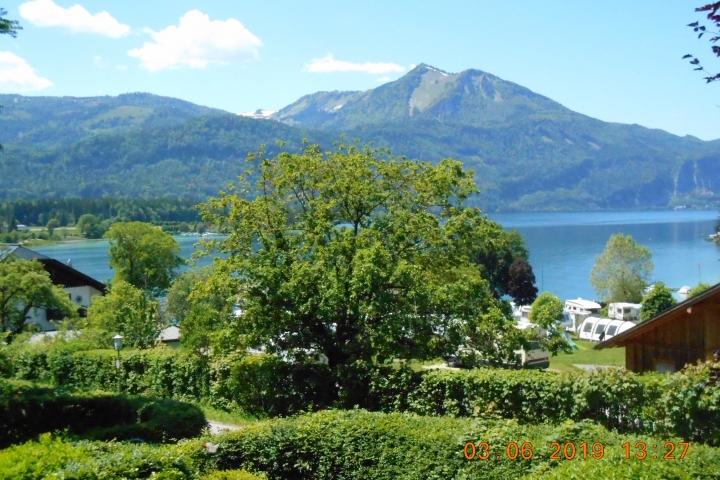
left=35, top=211, right=720, bottom=302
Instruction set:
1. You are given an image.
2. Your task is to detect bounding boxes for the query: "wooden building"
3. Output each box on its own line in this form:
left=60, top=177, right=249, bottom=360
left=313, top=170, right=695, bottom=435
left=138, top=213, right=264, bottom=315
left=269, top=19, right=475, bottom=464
left=596, top=283, right=720, bottom=373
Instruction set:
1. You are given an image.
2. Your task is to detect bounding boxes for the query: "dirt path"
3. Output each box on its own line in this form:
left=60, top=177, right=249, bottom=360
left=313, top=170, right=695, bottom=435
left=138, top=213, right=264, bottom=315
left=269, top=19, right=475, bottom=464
left=207, top=421, right=242, bottom=434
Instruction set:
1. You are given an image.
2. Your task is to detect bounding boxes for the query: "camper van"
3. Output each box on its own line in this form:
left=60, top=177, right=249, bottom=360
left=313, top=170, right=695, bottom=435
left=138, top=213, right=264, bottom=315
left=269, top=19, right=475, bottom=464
left=579, top=316, right=636, bottom=342
left=515, top=321, right=550, bottom=368
left=563, top=298, right=601, bottom=332
left=514, top=305, right=532, bottom=322
left=608, top=302, right=640, bottom=322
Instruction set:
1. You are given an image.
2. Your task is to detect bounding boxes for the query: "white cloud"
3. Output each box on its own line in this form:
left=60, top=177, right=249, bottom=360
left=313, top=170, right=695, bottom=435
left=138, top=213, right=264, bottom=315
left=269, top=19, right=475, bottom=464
left=377, top=76, right=391, bottom=83
left=19, top=0, right=130, bottom=38
left=304, top=55, right=405, bottom=74
left=128, top=10, right=261, bottom=72
left=93, top=55, right=106, bottom=68
left=115, top=65, right=127, bottom=70
left=0, top=51, right=52, bottom=92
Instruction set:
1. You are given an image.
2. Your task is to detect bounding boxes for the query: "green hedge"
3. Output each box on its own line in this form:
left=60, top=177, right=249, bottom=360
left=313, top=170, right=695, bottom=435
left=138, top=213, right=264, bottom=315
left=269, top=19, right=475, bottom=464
left=3, top=345, right=335, bottom=416
left=0, top=379, right=207, bottom=447
left=402, top=365, right=720, bottom=444
left=2, top=411, right=720, bottom=480
left=3, top=343, right=720, bottom=443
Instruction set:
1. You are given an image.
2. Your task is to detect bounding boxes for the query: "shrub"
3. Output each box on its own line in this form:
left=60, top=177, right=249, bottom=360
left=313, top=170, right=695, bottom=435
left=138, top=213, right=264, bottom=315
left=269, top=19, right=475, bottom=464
left=2, top=411, right=720, bottom=479
left=170, top=411, right=720, bottom=480
left=201, top=471, right=266, bottom=480
left=0, top=379, right=206, bottom=447
left=4, top=342, right=720, bottom=444
left=0, top=434, right=196, bottom=480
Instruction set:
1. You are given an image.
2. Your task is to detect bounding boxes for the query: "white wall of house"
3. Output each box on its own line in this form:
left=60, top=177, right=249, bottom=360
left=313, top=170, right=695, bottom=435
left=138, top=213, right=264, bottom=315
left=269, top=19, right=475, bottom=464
left=24, top=307, right=54, bottom=331
left=64, top=285, right=103, bottom=308
left=23, top=285, right=104, bottom=332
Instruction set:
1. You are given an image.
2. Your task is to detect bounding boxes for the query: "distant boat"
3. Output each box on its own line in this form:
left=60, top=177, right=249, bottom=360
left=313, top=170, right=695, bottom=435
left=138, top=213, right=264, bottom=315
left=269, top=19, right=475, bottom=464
left=678, top=286, right=691, bottom=296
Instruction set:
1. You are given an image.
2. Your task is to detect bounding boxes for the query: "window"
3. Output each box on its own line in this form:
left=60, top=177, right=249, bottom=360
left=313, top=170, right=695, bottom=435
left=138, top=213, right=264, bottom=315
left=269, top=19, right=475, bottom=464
left=607, top=325, right=618, bottom=336
left=583, top=322, right=595, bottom=332
left=595, top=324, right=607, bottom=334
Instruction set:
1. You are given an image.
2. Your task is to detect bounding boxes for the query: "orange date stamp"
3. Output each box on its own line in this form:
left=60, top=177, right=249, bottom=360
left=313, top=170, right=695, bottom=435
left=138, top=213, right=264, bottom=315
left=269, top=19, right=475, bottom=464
left=463, top=441, right=690, bottom=461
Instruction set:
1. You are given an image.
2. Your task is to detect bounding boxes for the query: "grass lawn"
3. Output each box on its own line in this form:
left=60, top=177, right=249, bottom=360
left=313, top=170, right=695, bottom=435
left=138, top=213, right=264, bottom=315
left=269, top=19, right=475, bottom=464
left=197, top=404, right=259, bottom=426
left=549, top=339, right=625, bottom=373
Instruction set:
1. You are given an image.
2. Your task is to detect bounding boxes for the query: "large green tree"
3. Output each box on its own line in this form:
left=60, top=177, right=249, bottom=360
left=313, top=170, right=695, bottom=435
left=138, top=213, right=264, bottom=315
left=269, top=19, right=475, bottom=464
left=105, top=222, right=184, bottom=297
left=590, top=234, right=653, bottom=303
left=197, top=141, right=523, bottom=392
left=166, top=266, right=225, bottom=324
left=0, top=259, right=76, bottom=337
left=528, top=292, right=572, bottom=356
left=84, top=280, right=164, bottom=349
left=640, top=282, right=677, bottom=322
left=471, top=223, right=538, bottom=305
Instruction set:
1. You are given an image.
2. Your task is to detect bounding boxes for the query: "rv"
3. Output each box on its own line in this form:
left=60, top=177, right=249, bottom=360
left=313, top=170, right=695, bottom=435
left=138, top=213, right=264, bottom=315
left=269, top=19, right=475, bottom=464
left=515, top=321, right=550, bottom=368
left=563, top=298, right=601, bottom=332
left=578, top=316, right=635, bottom=342
left=608, top=302, right=641, bottom=322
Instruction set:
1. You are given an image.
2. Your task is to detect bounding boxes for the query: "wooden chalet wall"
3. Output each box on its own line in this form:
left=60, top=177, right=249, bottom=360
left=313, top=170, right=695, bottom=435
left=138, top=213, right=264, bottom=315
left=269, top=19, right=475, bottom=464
left=624, top=296, right=720, bottom=373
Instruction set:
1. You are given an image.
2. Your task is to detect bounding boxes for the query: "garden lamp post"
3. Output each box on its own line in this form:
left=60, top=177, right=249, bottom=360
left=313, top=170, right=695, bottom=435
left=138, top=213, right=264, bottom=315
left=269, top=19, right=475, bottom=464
left=113, top=334, right=123, bottom=393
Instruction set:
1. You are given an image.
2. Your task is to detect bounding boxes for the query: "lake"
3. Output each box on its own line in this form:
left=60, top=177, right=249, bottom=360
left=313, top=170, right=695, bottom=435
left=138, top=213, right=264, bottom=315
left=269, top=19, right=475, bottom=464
left=35, top=211, right=720, bottom=303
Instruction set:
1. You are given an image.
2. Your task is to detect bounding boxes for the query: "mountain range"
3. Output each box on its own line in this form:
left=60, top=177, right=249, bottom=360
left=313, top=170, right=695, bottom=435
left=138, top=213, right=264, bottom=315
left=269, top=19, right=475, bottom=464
left=1, top=64, right=719, bottom=211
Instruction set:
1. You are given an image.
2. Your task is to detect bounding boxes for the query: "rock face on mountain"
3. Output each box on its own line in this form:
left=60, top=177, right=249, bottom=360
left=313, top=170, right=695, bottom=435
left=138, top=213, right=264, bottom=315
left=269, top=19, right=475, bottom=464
left=275, top=64, right=571, bottom=130
left=274, top=64, right=720, bottom=211
left=1, top=65, right=719, bottom=210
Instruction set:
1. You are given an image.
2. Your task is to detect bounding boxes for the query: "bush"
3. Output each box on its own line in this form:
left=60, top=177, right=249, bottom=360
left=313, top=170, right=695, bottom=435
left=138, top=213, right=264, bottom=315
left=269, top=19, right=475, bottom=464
left=201, top=471, right=266, bottom=480
left=3, top=411, right=720, bottom=479
left=4, top=342, right=720, bottom=444
left=151, top=411, right=720, bottom=479
left=0, top=434, right=196, bottom=480
left=0, top=379, right=207, bottom=447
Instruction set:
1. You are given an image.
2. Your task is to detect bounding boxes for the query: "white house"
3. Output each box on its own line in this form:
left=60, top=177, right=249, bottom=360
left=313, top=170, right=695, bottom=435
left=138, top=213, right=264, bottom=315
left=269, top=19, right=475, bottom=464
left=0, top=244, right=106, bottom=332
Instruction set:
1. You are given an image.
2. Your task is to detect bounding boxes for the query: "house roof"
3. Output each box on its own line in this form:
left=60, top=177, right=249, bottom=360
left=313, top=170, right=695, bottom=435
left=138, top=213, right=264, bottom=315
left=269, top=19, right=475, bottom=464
left=595, top=281, right=720, bottom=350
left=1, top=244, right=106, bottom=293
left=0, top=244, right=48, bottom=261
left=158, top=326, right=180, bottom=342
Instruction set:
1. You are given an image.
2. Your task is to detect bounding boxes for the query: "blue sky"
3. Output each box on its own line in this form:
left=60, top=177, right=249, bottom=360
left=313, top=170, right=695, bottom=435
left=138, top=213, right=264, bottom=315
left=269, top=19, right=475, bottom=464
left=1, top=0, right=719, bottom=140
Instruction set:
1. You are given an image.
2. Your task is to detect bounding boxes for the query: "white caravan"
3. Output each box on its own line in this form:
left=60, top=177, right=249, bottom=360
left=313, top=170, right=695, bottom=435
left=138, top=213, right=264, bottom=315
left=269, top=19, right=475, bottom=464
left=563, top=298, right=601, bottom=332
left=515, top=321, right=550, bottom=368
left=608, top=302, right=641, bottom=322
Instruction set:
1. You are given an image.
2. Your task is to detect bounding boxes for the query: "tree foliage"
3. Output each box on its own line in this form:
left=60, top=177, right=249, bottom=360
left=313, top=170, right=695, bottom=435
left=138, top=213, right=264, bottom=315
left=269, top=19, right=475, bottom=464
left=689, top=282, right=712, bottom=297
left=470, top=224, right=537, bottom=305
left=684, top=3, right=720, bottom=83
left=507, top=257, right=538, bottom=305
left=198, top=141, right=521, bottom=395
left=84, top=280, right=164, bottom=349
left=528, top=292, right=572, bottom=356
left=0, top=9, right=21, bottom=38
left=640, top=282, right=677, bottom=322
left=0, top=259, right=76, bottom=337
left=590, top=234, right=653, bottom=303
left=105, top=222, right=184, bottom=297
left=165, top=266, right=216, bottom=325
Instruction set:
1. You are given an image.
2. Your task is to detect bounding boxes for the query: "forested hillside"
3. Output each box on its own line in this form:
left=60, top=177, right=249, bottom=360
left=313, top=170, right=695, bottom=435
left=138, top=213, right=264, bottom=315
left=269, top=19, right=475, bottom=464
left=1, top=67, right=720, bottom=210
left=0, top=114, right=329, bottom=199
left=0, top=92, right=227, bottom=149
